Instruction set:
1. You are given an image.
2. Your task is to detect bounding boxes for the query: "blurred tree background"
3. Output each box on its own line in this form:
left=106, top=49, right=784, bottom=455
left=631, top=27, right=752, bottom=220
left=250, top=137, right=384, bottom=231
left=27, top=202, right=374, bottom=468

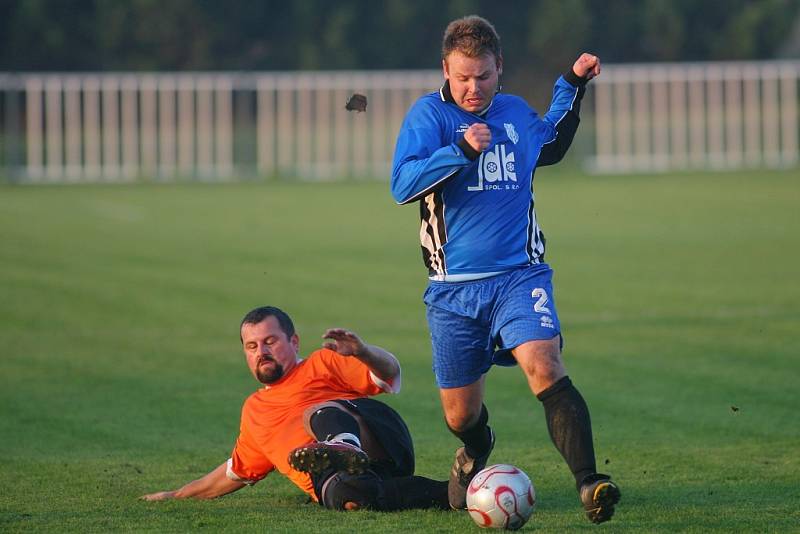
left=1, top=0, right=798, bottom=97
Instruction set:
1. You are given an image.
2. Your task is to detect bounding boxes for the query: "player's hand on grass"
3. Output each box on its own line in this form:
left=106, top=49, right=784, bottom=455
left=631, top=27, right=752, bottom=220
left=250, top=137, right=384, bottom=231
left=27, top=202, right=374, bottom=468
left=465, top=123, right=491, bottom=153
left=140, top=490, right=177, bottom=501
left=323, top=328, right=367, bottom=357
left=572, top=53, right=601, bottom=80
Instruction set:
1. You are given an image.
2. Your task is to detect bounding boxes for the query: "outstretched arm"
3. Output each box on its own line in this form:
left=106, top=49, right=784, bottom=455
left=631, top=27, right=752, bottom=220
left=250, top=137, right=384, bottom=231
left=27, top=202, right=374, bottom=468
left=140, top=461, right=245, bottom=501
left=322, top=328, right=401, bottom=383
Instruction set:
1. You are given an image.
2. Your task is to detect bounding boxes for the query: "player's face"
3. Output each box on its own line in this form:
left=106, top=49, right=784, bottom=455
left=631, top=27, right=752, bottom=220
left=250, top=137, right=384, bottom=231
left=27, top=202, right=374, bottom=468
left=443, top=51, right=502, bottom=114
left=241, top=316, right=300, bottom=384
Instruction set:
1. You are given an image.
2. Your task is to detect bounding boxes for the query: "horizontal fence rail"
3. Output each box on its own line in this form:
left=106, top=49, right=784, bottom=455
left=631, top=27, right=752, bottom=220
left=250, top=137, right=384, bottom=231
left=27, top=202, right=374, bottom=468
left=1, top=61, right=798, bottom=182
left=589, top=60, right=800, bottom=173
left=0, top=71, right=442, bottom=182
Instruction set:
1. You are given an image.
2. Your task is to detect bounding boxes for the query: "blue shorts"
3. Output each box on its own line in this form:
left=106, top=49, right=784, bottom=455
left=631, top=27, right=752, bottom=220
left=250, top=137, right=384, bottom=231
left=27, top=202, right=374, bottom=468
left=423, top=264, right=562, bottom=388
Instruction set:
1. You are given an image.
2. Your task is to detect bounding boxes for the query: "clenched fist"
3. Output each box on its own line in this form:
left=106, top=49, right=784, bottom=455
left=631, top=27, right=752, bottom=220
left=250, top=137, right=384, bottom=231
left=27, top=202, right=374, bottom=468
left=572, top=53, right=601, bottom=81
left=465, top=123, right=492, bottom=153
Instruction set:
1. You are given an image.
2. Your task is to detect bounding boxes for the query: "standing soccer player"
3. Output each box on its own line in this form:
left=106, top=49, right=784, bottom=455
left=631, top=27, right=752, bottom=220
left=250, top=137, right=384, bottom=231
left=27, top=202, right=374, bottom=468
left=390, top=15, right=620, bottom=523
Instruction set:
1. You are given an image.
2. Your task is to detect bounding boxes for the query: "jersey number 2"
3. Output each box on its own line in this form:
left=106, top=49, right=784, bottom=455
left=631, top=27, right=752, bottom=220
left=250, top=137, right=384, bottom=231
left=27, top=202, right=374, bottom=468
left=531, top=288, right=551, bottom=314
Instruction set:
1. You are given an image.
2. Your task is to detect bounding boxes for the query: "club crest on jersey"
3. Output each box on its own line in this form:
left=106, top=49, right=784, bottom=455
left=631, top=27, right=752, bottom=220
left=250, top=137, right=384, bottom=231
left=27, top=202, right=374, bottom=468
left=504, top=123, right=519, bottom=145
left=468, top=144, right=518, bottom=191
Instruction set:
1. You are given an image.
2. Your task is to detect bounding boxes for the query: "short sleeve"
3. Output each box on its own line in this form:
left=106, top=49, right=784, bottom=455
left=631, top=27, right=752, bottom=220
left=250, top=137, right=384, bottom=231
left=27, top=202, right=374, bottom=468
left=314, top=350, right=400, bottom=395
left=228, top=425, right=274, bottom=485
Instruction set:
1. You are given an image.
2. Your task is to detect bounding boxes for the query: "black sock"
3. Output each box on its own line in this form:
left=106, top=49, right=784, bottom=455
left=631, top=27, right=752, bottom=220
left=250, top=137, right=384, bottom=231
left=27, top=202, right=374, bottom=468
left=447, top=403, right=492, bottom=458
left=380, top=476, right=449, bottom=510
left=309, top=406, right=361, bottom=445
left=321, top=472, right=449, bottom=511
left=536, top=376, right=597, bottom=489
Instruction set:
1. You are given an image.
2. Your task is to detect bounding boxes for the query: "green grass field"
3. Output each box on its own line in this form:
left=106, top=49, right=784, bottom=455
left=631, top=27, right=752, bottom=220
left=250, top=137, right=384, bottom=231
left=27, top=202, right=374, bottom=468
left=1, top=170, right=798, bottom=532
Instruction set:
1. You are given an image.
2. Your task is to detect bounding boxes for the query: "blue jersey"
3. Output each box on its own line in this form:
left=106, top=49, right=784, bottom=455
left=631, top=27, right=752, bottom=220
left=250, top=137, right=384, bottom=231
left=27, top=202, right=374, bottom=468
left=391, top=74, right=586, bottom=280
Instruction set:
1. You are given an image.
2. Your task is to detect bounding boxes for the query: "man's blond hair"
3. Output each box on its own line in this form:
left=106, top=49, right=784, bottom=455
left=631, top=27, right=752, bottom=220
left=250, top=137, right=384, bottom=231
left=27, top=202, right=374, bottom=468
left=442, top=15, right=502, bottom=61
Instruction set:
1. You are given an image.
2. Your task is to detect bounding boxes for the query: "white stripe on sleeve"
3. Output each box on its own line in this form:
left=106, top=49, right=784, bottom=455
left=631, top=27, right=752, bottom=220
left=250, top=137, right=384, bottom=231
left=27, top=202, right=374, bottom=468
left=226, top=458, right=258, bottom=485
left=369, top=370, right=401, bottom=394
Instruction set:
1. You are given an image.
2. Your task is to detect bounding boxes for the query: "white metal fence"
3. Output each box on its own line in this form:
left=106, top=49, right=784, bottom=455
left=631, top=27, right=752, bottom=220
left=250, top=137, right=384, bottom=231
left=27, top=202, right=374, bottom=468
left=1, top=61, right=799, bottom=182
left=0, top=71, right=442, bottom=182
left=590, top=60, right=799, bottom=173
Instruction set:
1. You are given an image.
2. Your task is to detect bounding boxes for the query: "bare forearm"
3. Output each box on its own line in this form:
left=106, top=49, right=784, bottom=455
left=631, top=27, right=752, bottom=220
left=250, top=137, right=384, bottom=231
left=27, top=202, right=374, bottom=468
left=141, top=462, right=245, bottom=501
left=322, top=328, right=402, bottom=384
left=356, top=344, right=401, bottom=382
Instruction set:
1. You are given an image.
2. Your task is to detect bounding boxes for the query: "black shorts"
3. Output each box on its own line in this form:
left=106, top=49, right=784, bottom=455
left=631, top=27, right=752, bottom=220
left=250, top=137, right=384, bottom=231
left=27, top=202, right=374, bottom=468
left=310, top=397, right=415, bottom=501
left=333, top=397, right=415, bottom=478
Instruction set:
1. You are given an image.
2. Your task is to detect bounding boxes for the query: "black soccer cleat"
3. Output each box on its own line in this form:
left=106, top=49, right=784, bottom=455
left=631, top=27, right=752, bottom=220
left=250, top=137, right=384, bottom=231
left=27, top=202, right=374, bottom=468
left=319, top=469, right=384, bottom=511
left=288, top=441, right=369, bottom=477
left=448, top=426, right=495, bottom=509
left=579, top=473, right=621, bottom=524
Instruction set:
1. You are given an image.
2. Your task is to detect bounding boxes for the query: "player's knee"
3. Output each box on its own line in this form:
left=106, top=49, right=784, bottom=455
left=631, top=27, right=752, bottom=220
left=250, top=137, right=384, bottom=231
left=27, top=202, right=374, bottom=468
left=444, top=411, right=477, bottom=433
left=522, top=359, right=564, bottom=384
left=320, top=471, right=385, bottom=511
left=514, top=339, right=564, bottom=380
left=303, top=401, right=345, bottom=433
left=444, top=403, right=487, bottom=433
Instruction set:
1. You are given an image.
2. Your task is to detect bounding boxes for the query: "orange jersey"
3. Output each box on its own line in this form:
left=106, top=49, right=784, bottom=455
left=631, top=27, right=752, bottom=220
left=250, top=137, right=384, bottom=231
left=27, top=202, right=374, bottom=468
left=226, top=349, right=400, bottom=500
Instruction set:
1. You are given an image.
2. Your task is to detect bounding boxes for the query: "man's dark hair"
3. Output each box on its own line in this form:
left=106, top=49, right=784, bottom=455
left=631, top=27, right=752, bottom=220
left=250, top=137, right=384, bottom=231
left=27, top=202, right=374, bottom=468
left=442, top=15, right=502, bottom=61
left=239, top=306, right=296, bottom=342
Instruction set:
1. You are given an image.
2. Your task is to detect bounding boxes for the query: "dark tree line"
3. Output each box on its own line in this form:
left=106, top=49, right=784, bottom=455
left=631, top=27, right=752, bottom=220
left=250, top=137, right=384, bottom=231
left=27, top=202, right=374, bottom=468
left=1, top=0, right=797, bottom=82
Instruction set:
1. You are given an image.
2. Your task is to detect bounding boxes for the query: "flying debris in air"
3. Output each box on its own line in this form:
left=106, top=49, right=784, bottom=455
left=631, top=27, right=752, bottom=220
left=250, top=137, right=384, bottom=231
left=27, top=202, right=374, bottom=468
left=345, top=93, right=368, bottom=112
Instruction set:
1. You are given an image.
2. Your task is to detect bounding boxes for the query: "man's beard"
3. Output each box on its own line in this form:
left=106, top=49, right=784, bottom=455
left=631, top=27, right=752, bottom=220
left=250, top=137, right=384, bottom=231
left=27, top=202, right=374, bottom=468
left=256, top=358, right=285, bottom=384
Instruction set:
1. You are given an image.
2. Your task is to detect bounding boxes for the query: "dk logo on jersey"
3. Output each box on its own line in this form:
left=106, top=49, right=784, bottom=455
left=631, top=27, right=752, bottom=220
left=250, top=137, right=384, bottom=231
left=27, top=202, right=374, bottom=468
left=468, top=143, right=518, bottom=191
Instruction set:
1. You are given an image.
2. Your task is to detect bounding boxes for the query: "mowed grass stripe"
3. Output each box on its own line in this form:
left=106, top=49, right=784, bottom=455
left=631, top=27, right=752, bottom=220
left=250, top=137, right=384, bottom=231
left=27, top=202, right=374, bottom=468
left=1, top=170, right=798, bottom=532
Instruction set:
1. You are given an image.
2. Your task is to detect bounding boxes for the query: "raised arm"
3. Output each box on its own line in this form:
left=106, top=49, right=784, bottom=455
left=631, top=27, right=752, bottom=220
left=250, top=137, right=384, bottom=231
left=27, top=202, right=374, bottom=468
left=537, top=53, right=601, bottom=167
left=322, top=328, right=400, bottom=383
left=140, top=461, right=245, bottom=501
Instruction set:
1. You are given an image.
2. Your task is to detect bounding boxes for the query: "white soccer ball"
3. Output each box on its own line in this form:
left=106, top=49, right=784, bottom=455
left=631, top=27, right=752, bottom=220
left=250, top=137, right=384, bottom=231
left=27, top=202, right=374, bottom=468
left=466, top=464, right=535, bottom=530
